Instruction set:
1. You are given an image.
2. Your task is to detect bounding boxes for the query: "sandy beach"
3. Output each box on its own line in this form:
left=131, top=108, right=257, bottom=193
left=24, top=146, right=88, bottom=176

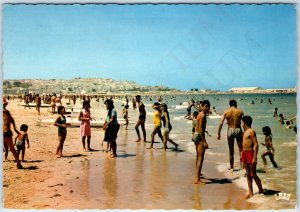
left=2, top=97, right=293, bottom=210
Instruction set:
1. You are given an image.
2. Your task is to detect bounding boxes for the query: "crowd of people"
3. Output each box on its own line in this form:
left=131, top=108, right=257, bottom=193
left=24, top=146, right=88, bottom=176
left=3, top=92, right=295, bottom=199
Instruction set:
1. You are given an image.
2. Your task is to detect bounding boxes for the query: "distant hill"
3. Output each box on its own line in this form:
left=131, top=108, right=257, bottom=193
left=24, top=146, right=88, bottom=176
left=3, top=78, right=177, bottom=95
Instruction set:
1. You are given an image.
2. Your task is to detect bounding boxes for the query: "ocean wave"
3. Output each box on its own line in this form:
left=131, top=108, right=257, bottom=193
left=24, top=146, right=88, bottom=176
left=173, top=115, right=185, bottom=120
left=281, top=142, right=297, bottom=147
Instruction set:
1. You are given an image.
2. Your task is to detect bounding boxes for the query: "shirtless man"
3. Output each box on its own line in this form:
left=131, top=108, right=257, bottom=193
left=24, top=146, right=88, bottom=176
left=135, top=95, right=146, bottom=142
left=217, top=99, right=244, bottom=170
left=241, top=116, right=263, bottom=198
left=193, top=100, right=210, bottom=184
left=3, top=98, right=23, bottom=169
left=51, top=94, right=57, bottom=114
left=35, top=94, right=42, bottom=115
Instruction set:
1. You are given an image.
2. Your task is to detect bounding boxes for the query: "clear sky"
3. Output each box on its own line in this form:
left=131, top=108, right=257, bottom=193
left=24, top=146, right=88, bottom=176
left=3, top=4, right=297, bottom=91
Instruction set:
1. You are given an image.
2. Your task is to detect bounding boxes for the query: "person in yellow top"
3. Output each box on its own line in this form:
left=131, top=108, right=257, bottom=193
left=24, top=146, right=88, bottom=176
left=148, top=102, right=164, bottom=149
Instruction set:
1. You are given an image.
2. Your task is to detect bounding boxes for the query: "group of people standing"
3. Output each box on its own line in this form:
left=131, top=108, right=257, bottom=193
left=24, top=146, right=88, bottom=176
left=3, top=94, right=285, bottom=200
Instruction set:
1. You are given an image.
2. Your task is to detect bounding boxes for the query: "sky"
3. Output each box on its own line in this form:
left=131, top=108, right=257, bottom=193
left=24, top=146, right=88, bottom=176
left=2, top=4, right=297, bottom=91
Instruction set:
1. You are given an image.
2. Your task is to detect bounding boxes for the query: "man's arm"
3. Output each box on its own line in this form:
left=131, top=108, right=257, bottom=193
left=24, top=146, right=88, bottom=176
left=251, top=130, right=259, bottom=163
left=10, top=112, right=20, bottom=135
left=217, top=114, right=226, bottom=140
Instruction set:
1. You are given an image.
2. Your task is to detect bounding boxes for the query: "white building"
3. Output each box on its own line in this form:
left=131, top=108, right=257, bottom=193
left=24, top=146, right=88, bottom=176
left=229, top=87, right=263, bottom=93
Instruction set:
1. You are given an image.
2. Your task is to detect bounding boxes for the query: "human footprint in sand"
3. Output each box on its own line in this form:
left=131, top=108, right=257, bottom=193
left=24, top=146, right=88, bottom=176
left=54, top=106, right=71, bottom=158
left=192, top=100, right=210, bottom=184
left=241, top=116, right=264, bottom=199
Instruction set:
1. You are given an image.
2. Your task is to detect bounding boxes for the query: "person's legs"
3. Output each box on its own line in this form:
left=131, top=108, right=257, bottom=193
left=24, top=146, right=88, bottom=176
left=195, top=142, right=205, bottom=184
left=111, top=140, right=117, bottom=157
left=250, top=163, right=264, bottom=194
left=244, top=163, right=253, bottom=198
left=150, top=126, right=159, bottom=148
left=4, top=140, right=9, bottom=161
left=269, top=154, right=278, bottom=168
left=5, top=136, right=22, bottom=168
left=81, top=136, right=86, bottom=150
left=261, top=152, right=268, bottom=166
left=87, top=136, right=92, bottom=151
left=135, top=120, right=142, bottom=141
left=157, top=127, right=164, bottom=143
left=141, top=120, right=146, bottom=142
left=60, top=133, right=67, bottom=156
left=227, top=135, right=235, bottom=169
left=21, top=147, right=25, bottom=162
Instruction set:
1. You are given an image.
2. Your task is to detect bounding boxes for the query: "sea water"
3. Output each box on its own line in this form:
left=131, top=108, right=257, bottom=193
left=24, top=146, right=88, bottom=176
left=89, top=93, right=296, bottom=208
left=141, top=93, right=297, bottom=208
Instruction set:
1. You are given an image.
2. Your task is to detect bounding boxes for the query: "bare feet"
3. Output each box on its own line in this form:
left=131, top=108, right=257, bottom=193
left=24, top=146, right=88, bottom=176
left=110, top=154, right=117, bottom=158
left=17, top=163, right=23, bottom=169
left=245, top=193, right=254, bottom=199
left=194, top=179, right=205, bottom=184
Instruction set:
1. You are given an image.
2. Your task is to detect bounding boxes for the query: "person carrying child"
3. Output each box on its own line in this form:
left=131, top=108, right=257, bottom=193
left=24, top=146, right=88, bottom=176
left=14, top=124, right=30, bottom=162
left=261, top=126, right=278, bottom=168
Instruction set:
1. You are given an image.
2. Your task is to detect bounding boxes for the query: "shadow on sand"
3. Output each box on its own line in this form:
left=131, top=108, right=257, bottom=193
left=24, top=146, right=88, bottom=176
left=117, top=153, right=136, bottom=158
left=205, top=178, right=233, bottom=184
left=23, top=165, right=39, bottom=170
left=65, top=154, right=87, bottom=158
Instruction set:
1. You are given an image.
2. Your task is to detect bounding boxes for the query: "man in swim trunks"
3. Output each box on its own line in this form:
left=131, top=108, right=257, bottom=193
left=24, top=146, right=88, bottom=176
left=193, top=100, right=210, bottom=184
left=3, top=98, right=23, bottom=169
left=217, top=99, right=243, bottom=170
left=51, top=93, right=57, bottom=114
left=135, top=95, right=146, bottom=142
left=241, top=116, right=263, bottom=199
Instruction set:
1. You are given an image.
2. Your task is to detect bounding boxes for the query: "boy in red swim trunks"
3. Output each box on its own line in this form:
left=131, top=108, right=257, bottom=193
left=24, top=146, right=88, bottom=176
left=241, top=116, right=264, bottom=199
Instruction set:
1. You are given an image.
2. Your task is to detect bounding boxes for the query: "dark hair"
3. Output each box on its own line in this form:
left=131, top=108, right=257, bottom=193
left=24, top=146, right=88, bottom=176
left=201, top=100, right=210, bottom=107
left=262, top=126, right=272, bottom=136
left=193, top=111, right=199, bottom=118
left=286, top=121, right=291, bottom=125
left=125, top=105, right=129, bottom=109
left=104, top=99, right=114, bottom=117
left=229, top=99, right=237, bottom=107
left=20, top=124, right=28, bottom=131
left=83, top=100, right=90, bottom=108
left=279, top=113, right=283, bottom=117
left=57, top=106, right=65, bottom=114
left=104, top=99, right=114, bottom=110
left=161, top=103, right=168, bottom=112
left=275, top=107, right=278, bottom=110
left=136, top=95, right=141, bottom=100
left=242, top=116, right=252, bottom=127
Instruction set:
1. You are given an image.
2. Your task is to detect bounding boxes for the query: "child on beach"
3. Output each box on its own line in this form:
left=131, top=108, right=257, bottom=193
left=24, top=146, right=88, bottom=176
left=241, top=116, right=264, bottom=198
left=193, top=100, right=210, bottom=184
left=279, top=114, right=285, bottom=125
left=54, top=106, right=71, bottom=157
left=78, top=100, right=93, bottom=151
left=123, top=104, right=129, bottom=130
left=161, top=103, right=178, bottom=151
left=148, top=102, right=164, bottom=149
left=103, top=99, right=120, bottom=158
left=261, top=126, right=278, bottom=168
left=14, top=124, right=30, bottom=162
left=135, top=95, right=147, bottom=142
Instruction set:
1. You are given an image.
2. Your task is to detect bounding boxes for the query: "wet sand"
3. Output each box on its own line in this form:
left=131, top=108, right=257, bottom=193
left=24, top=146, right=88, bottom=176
left=3, top=99, right=258, bottom=209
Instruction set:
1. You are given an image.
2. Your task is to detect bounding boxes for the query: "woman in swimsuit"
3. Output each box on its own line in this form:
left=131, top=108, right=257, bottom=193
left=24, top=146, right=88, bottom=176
left=54, top=106, right=70, bottom=157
